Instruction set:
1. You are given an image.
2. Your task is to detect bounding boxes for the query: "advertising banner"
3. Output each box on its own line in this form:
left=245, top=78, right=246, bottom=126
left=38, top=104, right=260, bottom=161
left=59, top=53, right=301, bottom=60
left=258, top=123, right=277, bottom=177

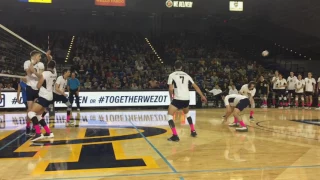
left=95, top=0, right=126, bottom=7
left=0, top=91, right=196, bottom=108
left=1, top=110, right=196, bottom=129
left=229, top=1, right=243, bottom=11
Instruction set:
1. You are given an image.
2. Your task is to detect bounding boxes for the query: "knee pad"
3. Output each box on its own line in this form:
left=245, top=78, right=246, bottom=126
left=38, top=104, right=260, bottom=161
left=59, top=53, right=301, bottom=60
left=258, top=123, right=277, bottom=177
left=28, top=111, right=39, bottom=125
left=263, top=96, right=267, bottom=101
left=283, top=97, right=287, bottom=100
left=28, top=111, right=36, bottom=120
left=301, top=97, right=304, bottom=101
left=279, top=97, right=283, bottom=100
left=167, top=115, right=174, bottom=121
left=36, top=115, right=42, bottom=120
left=295, top=97, right=298, bottom=101
left=318, top=97, right=320, bottom=101
left=185, top=112, right=190, bottom=118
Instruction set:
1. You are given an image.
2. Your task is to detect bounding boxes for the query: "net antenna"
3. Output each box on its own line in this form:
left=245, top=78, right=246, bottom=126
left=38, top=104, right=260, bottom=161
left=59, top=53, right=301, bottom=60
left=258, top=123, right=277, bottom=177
left=0, top=24, right=47, bottom=79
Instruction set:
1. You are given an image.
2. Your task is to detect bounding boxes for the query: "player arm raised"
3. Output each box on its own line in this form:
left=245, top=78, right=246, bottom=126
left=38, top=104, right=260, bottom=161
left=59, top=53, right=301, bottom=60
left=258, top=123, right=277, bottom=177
left=46, top=50, right=52, bottom=63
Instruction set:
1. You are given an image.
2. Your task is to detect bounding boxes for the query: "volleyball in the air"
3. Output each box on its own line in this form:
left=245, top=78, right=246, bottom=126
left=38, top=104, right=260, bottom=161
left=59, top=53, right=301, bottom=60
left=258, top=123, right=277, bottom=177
left=262, top=50, right=269, bottom=57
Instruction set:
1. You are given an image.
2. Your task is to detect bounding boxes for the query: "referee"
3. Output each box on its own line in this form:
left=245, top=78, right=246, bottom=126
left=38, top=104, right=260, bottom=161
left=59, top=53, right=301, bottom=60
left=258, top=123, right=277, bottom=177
left=68, top=72, right=81, bottom=111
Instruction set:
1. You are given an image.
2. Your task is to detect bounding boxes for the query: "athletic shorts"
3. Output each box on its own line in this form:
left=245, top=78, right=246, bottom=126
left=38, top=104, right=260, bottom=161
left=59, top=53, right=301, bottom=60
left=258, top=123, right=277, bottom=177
left=272, top=89, right=278, bottom=94
left=53, top=93, right=68, bottom=103
left=277, top=89, right=286, bottom=96
left=235, top=98, right=250, bottom=111
left=171, top=99, right=190, bottom=109
left=35, top=97, right=52, bottom=108
left=305, top=91, right=313, bottom=96
left=259, top=91, right=268, bottom=96
left=295, top=93, right=303, bottom=96
left=26, top=86, right=39, bottom=102
left=288, top=90, right=295, bottom=95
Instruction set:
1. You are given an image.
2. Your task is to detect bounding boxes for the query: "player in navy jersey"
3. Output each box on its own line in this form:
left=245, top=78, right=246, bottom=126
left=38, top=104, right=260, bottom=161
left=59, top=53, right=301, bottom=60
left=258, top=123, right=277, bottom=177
left=28, top=60, right=57, bottom=141
left=166, top=61, right=207, bottom=142
left=256, top=75, right=269, bottom=108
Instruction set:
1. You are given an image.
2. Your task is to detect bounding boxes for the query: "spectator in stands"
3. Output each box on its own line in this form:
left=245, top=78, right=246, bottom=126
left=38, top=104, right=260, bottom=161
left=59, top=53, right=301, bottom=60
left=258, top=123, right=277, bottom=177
left=131, top=83, right=139, bottom=90
left=136, top=60, right=144, bottom=72
left=229, top=84, right=238, bottom=95
left=206, top=84, right=223, bottom=107
left=84, top=78, right=92, bottom=89
left=3, top=83, right=15, bottom=90
left=11, top=78, right=19, bottom=90
left=211, top=72, right=219, bottom=83
left=149, top=78, right=159, bottom=89
left=224, top=65, right=231, bottom=74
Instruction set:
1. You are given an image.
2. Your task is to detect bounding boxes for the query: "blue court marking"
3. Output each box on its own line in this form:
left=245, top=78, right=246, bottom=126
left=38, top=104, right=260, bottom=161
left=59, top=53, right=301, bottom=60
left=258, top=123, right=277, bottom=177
left=43, top=164, right=320, bottom=180
left=128, top=121, right=184, bottom=180
left=0, top=131, right=25, bottom=152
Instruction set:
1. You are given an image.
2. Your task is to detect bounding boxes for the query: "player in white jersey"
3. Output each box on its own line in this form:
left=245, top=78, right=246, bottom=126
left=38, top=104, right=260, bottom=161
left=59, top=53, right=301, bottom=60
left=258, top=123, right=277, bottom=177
left=223, top=94, right=251, bottom=132
left=24, top=50, right=45, bottom=136
left=271, top=70, right=279, bottom=107
left=239, top=81, right=256, bottom=120
left=166, top=61, right=207, bottom=142
left=317, top=77, right=320, bottom=110
left=52, top=69, right=72, bottom=122
left=28, top=60, right=57, bottom=141
left=304, top=72, right=316, bottom=109
left=38, top=51, right=58, bottom=121
left=287, top=72, right=297, bottom=107
left=295, top=74, right=305, bottom=108
left=275, top=73, right=287, bottom=109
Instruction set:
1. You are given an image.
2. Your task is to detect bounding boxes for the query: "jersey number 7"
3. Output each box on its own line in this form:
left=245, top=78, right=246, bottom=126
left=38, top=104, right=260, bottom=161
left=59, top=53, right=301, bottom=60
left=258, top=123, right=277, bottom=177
left=180, top=76, right=184, bottom=84
left=52, top=79, right=56, bottom=88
